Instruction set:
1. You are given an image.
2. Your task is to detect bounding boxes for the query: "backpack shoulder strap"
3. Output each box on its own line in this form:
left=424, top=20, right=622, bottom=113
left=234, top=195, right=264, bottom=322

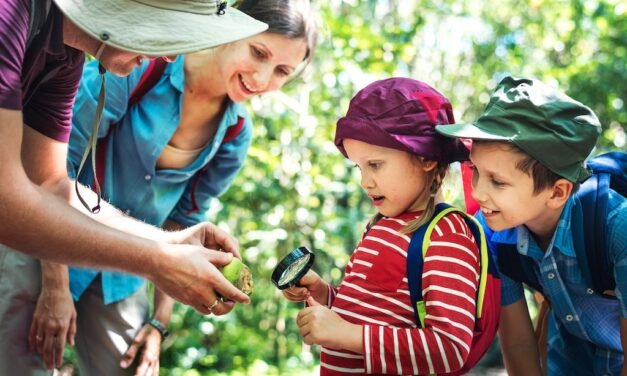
left=573, top=153, right=620, bottom=297
left=128, top=58, right=168, bottom=106
left=407, top=203, right=490, bottom=327
left=573, top=174, right=606, bottom=292
left=223, top=115, right=246, bottom=143
left=496, top=242, right=545, bottom=294
left=27, top=0, right=52, bottom=49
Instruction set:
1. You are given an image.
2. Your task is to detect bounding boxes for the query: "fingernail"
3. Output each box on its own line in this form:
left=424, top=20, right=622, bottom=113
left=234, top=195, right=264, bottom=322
left=120, top=361, right=127, bottom=368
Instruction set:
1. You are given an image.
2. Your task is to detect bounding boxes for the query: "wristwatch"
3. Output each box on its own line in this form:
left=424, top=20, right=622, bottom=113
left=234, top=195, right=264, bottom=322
left=146, top=317, right=169, bottom=341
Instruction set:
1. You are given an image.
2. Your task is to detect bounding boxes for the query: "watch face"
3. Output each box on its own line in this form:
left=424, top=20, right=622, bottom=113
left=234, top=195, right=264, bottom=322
left=278, top=253, right=312, bottom=286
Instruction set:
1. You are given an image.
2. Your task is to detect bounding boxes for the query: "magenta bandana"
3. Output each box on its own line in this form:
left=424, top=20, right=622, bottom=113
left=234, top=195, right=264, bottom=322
left=335, top=78, right=469, bottom=163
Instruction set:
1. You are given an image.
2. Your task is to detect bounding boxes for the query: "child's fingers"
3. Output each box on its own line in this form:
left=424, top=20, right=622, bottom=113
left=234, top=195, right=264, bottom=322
left=306, top=296, right=321, bottom=306
left=297, top=270, right=320, bottom=286
left=282, top=286, right=309, bottom=302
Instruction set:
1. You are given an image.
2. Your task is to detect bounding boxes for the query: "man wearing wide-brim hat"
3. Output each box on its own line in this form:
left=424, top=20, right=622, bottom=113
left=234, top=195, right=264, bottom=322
left=0, top=0, right=266, bottom=373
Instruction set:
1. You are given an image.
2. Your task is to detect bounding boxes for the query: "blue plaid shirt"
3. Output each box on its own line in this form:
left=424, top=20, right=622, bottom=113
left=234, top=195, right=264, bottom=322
left=67, top=57, right=252, bottom=304
left=487, top=189, right=627, bottom=375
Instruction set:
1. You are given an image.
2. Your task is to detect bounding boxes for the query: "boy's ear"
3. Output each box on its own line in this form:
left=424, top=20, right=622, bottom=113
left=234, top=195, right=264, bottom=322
left=546, top=179, right=573, bottom=208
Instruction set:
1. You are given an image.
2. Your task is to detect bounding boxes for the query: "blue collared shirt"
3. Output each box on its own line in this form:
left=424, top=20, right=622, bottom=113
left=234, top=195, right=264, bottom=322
left=486, top=190, right=627, bottom=375
left=67, top=57, right=252, bottom=304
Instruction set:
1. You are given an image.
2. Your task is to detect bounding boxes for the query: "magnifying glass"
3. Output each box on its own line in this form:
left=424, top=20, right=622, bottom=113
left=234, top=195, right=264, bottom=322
left=271, top=246, right=315, bottom=290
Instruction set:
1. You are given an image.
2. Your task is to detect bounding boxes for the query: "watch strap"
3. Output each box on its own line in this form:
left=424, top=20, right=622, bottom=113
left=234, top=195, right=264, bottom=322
left=146, top=317, right=169, bottom=341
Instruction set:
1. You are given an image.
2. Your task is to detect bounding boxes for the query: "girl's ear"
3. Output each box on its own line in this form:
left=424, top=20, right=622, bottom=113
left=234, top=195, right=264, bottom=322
left=418, top=157, right=438, bottom=172
left=546, top=178, right=573, bottom=208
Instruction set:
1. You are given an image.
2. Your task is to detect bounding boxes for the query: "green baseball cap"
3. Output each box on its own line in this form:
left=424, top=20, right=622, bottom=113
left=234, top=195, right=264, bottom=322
left=435, top=76, right=601, bottom=182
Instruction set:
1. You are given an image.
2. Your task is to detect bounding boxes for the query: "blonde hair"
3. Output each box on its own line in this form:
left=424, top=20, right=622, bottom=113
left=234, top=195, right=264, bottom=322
left=401, top=162, right=449, bottom=234
left=366, top=159, right=449, bottom=234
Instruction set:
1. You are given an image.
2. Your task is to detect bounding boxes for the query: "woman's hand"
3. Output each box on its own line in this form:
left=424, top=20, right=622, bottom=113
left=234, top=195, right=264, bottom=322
left=282, top=270, right=329, bottom=304
left=120, top=324, right=163, bottom=376
left=28, top=266, right=77, bottom=370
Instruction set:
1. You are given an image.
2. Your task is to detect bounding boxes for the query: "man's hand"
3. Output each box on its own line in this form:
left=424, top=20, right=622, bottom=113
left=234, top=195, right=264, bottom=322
left=149, top=244, right=249, bottom=315
left=296, top=297, right=362, bottom=353
left=282, top=270, right=329, bottom=304
left=28, top=264, right=77, bottom=370
left=120, top=324, right=162, bottom=376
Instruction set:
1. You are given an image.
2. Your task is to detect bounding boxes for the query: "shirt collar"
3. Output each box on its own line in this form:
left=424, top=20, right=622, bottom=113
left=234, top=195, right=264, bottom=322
left=551, top=195, right=576, bottom=256
left=169, top=56, right=185, bottom=92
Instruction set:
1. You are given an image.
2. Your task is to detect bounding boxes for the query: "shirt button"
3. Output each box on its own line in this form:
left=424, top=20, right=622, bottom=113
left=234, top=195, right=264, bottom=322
left=547, top=272, right=555, bottom=280
left=144, top=174, right=152, bottom=181
left=586, top=288, right=594, bottom=295
left=565, top=314, right=574, bottom=321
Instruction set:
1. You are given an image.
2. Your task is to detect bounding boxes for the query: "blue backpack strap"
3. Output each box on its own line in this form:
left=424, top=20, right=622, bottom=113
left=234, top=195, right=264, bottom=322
left=496, top=243, right=545, bottom=295
left=407, top=203, right=490, bottom=327
left=573, top=151, right=625, bottom=297
left=573, top=174, right=603, bottom=293
left=406, top=207, right=433, bottom=327
left=587, top=152, right=627, bottom=193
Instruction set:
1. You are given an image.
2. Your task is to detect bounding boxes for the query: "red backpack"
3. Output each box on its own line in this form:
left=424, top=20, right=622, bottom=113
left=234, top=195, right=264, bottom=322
left=407, top=203, right=500, bottom=374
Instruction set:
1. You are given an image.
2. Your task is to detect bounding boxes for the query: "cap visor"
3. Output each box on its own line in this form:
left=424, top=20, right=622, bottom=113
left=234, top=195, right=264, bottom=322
left=55, top=0, right=268, bottom=55
left=436, top=123, right=512, bottom=141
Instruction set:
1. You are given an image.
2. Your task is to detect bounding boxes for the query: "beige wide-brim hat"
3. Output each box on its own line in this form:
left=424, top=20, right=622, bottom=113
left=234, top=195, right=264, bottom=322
left=53, top=0, right=268, bottom=55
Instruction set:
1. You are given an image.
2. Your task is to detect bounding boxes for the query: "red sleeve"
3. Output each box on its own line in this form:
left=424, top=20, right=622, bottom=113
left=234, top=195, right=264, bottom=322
left=364, top=213, right=480, bottom=374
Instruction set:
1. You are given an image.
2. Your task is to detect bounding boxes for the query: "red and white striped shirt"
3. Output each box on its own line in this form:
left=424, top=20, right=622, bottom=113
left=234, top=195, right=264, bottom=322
left=321, top=210, right=480, bottom=375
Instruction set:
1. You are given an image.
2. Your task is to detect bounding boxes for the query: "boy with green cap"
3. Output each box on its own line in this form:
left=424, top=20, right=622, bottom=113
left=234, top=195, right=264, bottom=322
left=436, top=76, right=627, bottom=375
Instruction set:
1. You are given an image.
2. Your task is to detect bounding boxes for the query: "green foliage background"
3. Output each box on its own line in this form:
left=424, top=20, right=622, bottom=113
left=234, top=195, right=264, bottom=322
left=158, top=0, right=626, bottom=374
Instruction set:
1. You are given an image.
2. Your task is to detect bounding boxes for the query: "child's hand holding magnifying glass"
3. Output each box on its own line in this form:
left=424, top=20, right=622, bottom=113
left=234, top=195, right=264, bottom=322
left=272, top=247, right=329, bottom=305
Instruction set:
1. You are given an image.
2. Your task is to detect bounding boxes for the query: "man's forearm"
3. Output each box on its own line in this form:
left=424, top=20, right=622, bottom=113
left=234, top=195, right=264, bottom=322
left=0, top=174, right=162, bottom=281
left=151, top=221, right=185, bottom=325
left=68, top=179, right=169, bottom=243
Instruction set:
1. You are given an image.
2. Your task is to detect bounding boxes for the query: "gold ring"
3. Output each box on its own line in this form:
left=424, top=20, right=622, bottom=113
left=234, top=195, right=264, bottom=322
left=206, top=299, right=220, bottom=313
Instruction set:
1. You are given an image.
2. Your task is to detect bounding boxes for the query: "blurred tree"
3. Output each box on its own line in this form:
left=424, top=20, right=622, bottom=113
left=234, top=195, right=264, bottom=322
left=154, top=0, right=625, bottom=374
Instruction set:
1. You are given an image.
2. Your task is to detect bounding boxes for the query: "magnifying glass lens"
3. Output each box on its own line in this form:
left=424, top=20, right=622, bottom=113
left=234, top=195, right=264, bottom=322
left=278, top=253, right=311, bottom=286
left=271, top=246, right=315, bottom=289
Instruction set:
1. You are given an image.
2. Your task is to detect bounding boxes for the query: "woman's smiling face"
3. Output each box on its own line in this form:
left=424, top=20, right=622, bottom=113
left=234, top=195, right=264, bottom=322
left=216, top=32, right=308, bottom=102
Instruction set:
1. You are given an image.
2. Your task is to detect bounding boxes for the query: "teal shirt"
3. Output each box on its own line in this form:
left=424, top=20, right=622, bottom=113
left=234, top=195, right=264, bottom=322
left=67, top=57, right=252, bottom=304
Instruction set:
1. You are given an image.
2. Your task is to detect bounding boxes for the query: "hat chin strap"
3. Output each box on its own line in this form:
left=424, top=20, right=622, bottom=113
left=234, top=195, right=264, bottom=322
left=75, top=43, right=108, bottom=214
left=94, top=42, right=107, bottom=61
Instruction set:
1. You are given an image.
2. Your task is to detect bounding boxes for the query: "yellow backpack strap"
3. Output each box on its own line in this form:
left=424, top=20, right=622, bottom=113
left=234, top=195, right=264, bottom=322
left=420, top=208, right=488, bottom=318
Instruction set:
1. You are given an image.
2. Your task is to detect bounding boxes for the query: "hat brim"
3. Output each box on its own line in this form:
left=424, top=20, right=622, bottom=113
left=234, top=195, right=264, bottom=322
left=54, top=0, right=268, bottom=55
left=435, top=123, right=512, bottom=141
